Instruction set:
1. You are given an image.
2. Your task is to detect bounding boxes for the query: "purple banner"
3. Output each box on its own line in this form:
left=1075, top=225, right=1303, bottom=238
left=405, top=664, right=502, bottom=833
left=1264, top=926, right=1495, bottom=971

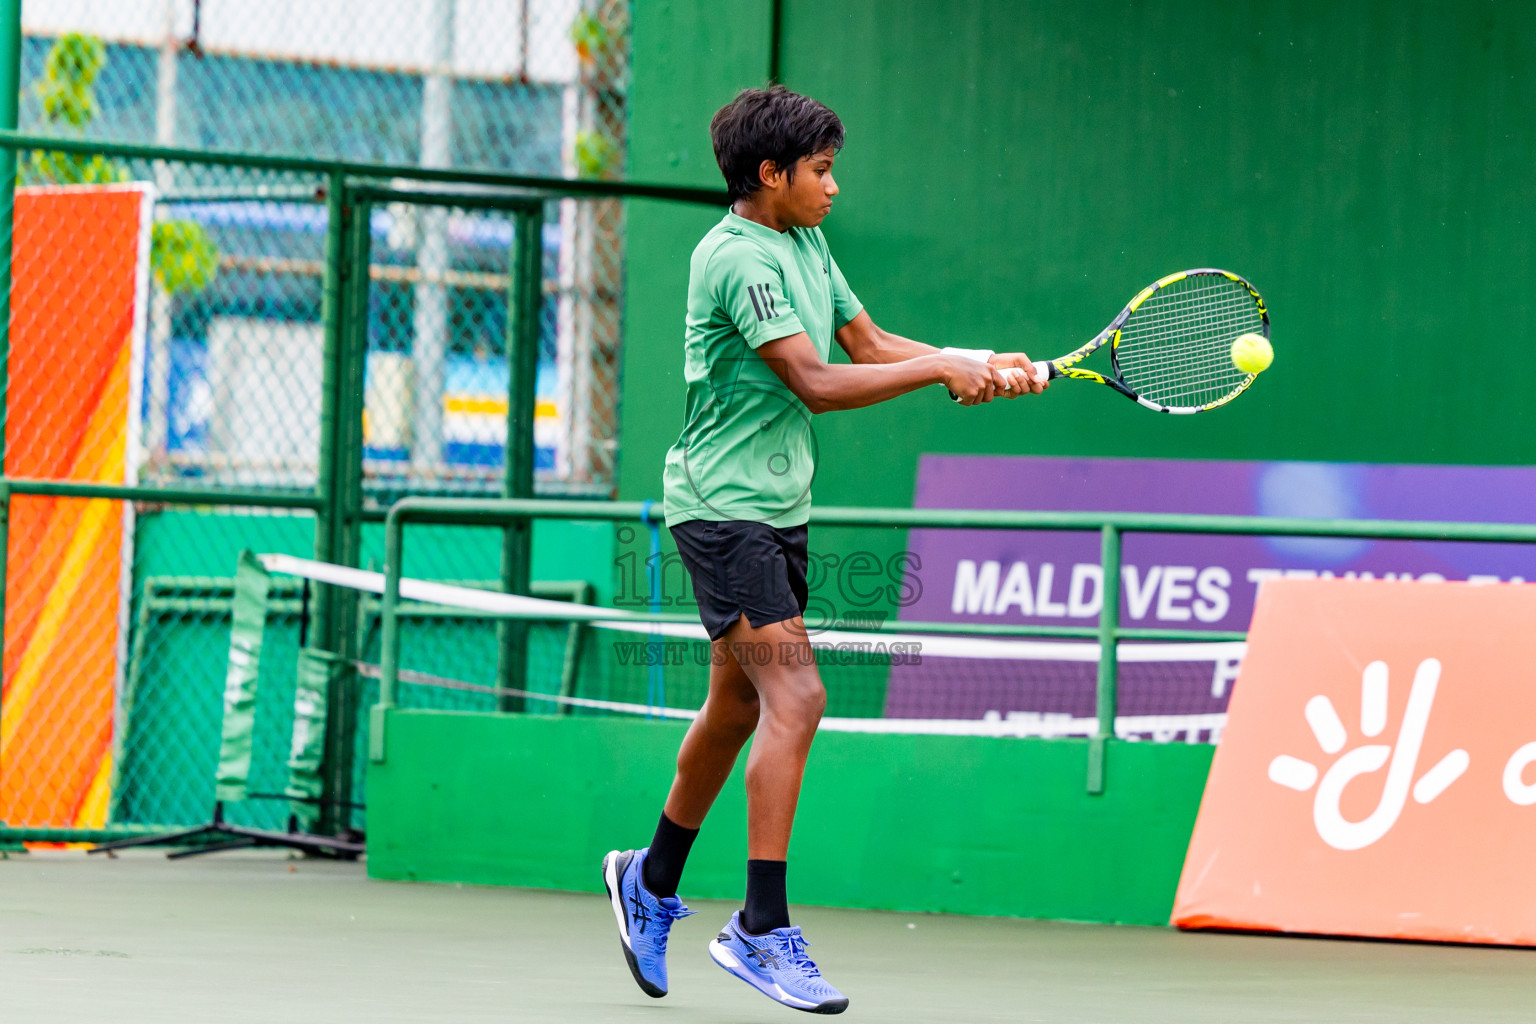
left=880, top=456, right=1536, bottom=733
left=904, top=456, right=1536, bottom=633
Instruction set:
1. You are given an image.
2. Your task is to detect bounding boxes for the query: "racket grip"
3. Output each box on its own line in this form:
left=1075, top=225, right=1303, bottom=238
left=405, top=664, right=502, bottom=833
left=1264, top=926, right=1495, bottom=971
left=948, top=365, right=1043, bottom=402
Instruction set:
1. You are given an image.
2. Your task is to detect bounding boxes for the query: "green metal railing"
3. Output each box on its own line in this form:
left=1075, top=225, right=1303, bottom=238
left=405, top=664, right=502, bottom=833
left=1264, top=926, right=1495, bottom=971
left=0, top=120, right=726, bottom=845
left=0, top=131, right=729, bottom=205
left=372, top=497, right=1536, bottom=793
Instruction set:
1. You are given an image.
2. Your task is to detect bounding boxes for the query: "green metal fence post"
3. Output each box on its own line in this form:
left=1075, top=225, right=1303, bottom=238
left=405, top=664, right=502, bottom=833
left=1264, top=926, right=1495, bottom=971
left=311, top=171, right=369, bottom=837
left=313, top=168, right=348, bottom=638
left=496, top=202, right=544, bottom=712
left=1088, top=524, right=1121, bottom=794
left=311, top=169, right=346, bottom=828
left=0, top=3, right=20, bottom=792
left=318, top=190, right=371, bottom=833
left=0, top=2, right=17, bottom=452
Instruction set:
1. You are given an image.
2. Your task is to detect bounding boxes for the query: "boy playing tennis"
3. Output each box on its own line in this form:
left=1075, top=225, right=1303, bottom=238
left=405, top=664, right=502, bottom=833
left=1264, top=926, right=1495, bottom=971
left=603, top=85, right=1046, bottom=1014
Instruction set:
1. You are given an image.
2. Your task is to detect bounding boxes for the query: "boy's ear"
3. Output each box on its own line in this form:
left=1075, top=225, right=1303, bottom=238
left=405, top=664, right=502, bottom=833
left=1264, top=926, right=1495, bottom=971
left=757, top=158, right=785, bottom=192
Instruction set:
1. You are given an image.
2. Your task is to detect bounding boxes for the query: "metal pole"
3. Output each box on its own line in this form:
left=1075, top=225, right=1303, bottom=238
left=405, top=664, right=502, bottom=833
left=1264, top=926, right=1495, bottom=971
left=0, top=1, right=21, bottom=807
left=144, top=0, right=179, bottom=464
left=372, top=502, right=406, bottom=763
left=380, top=511, right=405, bottom=712
left=1088, top=524, right=1121, bottom=794
left=0, top=0, right=22, bottom=473
left=311, top=170, right=354, bottom=836
left=318, top=194, right=371, bottom=834
left=0, top=129, right=733, bottom=205
left=376, top=495, right=1536, bottom=545
left=496, top=203, right=542, bottom=712
left=313, top=170, right=348, bottom=627
left=410, top=0, right=454, bottom=478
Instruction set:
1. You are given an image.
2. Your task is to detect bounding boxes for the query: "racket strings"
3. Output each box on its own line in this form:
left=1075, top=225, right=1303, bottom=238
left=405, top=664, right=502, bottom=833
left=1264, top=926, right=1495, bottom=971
left=1122, top=290, right=1259, bottom=356
left=1118, top=283, right=1260, bottom=363
left=1113, top=276, right=1264, bottom=408
left=1118, top=280, right=1260, bottom=346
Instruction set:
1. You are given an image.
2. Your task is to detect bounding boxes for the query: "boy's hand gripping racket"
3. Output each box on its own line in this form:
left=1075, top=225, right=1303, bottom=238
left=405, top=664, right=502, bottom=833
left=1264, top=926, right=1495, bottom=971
left=960, top=268, right=1270, bottom=414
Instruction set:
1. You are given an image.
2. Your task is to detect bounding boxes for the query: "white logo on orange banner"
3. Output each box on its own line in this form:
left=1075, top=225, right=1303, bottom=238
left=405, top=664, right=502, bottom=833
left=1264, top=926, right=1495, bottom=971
left=1266, top=658, right=1469, bottom=850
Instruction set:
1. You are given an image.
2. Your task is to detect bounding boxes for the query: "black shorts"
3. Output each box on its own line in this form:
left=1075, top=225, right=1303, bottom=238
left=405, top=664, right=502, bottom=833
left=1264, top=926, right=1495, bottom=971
left=670, top=520, right=809, bottom=641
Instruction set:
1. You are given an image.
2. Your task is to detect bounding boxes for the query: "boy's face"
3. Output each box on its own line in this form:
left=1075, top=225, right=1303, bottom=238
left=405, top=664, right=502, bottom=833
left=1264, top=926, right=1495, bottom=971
left=765, top=147, right=839, bottom=227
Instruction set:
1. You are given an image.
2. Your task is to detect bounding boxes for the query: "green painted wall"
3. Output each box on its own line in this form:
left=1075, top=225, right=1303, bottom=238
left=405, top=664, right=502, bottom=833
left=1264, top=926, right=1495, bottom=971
left=367, top=711, right=1212, bottom=925
left=621, top=0, right=1536, bottom=518
left=619, top=0, right=772, bottom=502
left=132, top=509, right=617, bottom=602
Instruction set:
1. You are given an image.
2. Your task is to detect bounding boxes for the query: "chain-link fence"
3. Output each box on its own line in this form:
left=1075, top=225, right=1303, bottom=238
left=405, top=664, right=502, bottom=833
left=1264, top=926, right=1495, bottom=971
left=0, top=113, right=721, bottom=843
left=17, top=2, right=630, bottom=495
left=1, top=496, right=578, bottom=838
left=0, top=2, right=717, bottom=846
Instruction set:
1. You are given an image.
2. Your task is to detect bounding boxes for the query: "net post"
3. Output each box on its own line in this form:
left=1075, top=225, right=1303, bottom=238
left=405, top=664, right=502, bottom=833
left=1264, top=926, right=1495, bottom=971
left=1088, top=523, right=1122, bottom=794
left=496, top=202, right=543, bottom=713
left=372, top=506, right=406, bottom=764
left=558, top=582, right=593, bottom=712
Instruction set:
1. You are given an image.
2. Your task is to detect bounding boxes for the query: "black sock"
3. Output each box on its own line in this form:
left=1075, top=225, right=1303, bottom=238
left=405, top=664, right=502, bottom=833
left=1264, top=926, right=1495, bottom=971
left=641, top=812, right=698, bottom=898
left=741, top=859, right=790, bottom=934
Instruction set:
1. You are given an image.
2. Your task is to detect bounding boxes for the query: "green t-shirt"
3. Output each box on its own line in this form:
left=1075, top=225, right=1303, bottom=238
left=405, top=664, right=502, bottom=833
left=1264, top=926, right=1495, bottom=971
left=662, top=211, right=863, bottom=527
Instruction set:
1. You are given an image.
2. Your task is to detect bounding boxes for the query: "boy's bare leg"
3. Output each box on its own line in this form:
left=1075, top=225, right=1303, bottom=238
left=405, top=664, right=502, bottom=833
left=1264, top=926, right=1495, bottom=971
left=662, top=641, right=761, bottom=828
left=720, top=615, right=826, bottom=861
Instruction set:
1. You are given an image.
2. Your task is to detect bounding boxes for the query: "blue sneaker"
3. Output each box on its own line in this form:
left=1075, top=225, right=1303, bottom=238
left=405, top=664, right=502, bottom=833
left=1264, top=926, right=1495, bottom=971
left=602, top=848, right=695, bottom=997
left=708, top=911, right=849, bottom=1014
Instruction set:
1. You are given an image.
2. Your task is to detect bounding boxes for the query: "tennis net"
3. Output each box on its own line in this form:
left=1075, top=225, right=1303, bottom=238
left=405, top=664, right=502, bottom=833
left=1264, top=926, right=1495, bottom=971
left=261, top=555, right=1244, bottom=744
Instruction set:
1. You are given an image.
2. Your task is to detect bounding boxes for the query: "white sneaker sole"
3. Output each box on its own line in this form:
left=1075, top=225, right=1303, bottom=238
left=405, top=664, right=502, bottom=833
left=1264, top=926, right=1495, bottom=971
left=708, top=938, right=830, bottom=1012
left=602, top=850, right=630, bottom=950
left=604, top=850, right=666, bottom=999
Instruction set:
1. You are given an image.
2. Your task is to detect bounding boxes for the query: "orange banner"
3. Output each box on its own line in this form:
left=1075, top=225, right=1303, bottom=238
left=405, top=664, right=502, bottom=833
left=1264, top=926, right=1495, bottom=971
left=1173, top=578, right=1536, bottom=945
left=0, top=185, right=151, bottom=828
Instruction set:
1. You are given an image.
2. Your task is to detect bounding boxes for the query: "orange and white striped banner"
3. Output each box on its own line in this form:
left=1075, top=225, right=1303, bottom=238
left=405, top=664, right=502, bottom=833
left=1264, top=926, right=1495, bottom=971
left=0, top=184, right=152, bottom=829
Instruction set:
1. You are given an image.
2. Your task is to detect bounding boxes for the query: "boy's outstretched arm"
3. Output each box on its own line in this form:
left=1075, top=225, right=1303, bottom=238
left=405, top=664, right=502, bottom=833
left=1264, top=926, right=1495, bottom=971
left=834, top=311, right=1047, bottom=394
left=757, top=331, right=1014, bottom=411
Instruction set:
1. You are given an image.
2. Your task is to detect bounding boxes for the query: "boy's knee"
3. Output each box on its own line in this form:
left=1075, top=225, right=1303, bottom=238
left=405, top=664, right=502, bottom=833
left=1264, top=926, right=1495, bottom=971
left=768, top=672, right=826, bottom=726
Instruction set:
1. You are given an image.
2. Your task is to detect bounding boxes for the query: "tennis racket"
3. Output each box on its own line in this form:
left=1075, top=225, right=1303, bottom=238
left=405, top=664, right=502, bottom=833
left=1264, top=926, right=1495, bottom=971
left=959, top=268, right=1269, bottom=414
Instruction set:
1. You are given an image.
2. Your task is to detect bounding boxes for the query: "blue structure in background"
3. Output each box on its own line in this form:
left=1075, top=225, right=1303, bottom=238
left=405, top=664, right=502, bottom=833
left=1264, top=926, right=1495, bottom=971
left=156, top=200, right=563, bottom=479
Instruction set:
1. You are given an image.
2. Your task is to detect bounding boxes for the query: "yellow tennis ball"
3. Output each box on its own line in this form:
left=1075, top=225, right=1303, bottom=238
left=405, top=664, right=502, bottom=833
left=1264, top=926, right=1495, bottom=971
left=1230, top=333, right=1273, bottom=374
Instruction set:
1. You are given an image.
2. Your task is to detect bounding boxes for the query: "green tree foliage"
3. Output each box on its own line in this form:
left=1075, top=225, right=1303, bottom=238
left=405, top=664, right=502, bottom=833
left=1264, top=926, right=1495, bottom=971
left=151, top=219, right=219, bottom=294
left=569, top=9, right=625, bottom=180
left=568, top=12, right=614, bottom=64
left=574, top=129, right=620, bottom=180
left=37, top=32, right=104, bottom=128
left=26, top=32, right=218, bottom=296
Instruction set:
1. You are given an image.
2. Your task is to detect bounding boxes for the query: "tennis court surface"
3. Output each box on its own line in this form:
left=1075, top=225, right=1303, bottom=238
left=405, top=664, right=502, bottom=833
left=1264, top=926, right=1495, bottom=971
left=6, top=849, right=1532, bottom=1023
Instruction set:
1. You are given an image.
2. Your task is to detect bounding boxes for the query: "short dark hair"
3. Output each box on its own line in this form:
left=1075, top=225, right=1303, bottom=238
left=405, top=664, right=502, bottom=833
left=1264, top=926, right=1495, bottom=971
left=710, top=85, right=845, bottom=203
